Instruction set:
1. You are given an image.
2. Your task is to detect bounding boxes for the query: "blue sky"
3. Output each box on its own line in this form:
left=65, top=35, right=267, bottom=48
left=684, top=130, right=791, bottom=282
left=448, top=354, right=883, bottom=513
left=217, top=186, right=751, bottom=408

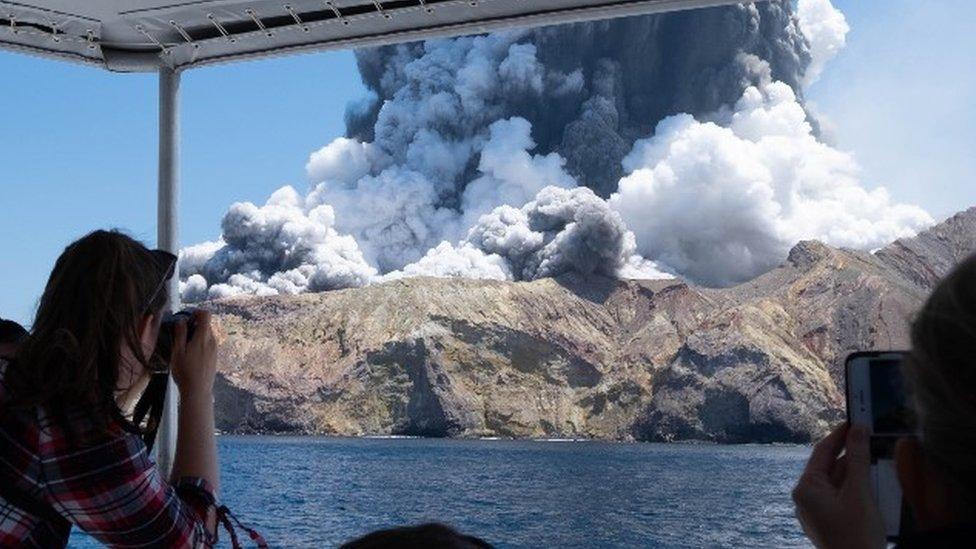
left=1, top=0, right=974, bottom=326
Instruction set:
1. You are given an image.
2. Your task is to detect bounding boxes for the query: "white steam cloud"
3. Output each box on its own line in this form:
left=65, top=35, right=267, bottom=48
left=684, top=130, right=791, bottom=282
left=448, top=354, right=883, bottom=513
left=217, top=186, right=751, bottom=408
left=797, top=0, right=850, bottom=85
left=179, top=0, right=931, bottom=301
left=301, top=115, right=577, bottom=272
left=610, top=72, right=931, bottom=286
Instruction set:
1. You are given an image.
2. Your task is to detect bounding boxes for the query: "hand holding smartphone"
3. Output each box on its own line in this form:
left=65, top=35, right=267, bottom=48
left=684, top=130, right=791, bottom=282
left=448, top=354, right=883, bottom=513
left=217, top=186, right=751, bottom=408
left=845, top=351, right=915, bottom=542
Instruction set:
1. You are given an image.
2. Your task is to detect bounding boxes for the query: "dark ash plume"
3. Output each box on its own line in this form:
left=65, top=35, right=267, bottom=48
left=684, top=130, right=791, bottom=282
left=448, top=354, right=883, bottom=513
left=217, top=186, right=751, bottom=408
left=347, top=1, right=812, bottom=197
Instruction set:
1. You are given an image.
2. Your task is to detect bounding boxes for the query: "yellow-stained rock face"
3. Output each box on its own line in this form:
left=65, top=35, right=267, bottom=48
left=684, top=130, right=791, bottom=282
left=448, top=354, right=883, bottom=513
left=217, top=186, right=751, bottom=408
left=206, top=209, right=976, bottom=442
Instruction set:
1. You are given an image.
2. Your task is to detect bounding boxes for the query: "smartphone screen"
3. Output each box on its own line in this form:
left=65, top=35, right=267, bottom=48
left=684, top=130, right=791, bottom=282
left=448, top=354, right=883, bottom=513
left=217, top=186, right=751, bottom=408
left=846, top=352, right=913, bottom=541
left=869, top=359, right=912, bottom=435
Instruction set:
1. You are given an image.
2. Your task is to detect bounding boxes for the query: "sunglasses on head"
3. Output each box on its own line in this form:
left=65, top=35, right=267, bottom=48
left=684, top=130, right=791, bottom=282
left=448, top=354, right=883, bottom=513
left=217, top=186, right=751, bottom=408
left=143, top=249, right=178, bottom=315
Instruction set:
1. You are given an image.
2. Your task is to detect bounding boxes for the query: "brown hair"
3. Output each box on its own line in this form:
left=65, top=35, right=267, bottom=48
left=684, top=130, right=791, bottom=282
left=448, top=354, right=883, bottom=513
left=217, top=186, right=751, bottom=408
left=905, top=252, right=976, bottom=510
left=8, top=230, right=170, bottom=438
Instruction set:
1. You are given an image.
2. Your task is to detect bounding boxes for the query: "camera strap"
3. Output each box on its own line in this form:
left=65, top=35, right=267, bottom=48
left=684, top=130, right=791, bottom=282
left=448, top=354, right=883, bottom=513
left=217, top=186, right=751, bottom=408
left=133, top=372, right=169, bottom=451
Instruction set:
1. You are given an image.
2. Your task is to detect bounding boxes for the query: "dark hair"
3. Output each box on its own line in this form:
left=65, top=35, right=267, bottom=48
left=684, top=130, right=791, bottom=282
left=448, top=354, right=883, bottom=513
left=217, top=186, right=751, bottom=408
left=905, top=252, right=976, bottom=511
left=340, top=523, right=492, bottom=549
left=0, top=319, right=28, bottom=344
left=7, top=230, right=171, bottom=438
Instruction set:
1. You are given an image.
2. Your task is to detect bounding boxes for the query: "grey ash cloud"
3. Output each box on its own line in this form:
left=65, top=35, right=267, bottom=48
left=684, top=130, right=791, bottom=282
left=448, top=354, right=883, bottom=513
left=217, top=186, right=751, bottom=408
left=180, top=0, right=931, bottom=299
left=347, top=1, right=813, bottom=198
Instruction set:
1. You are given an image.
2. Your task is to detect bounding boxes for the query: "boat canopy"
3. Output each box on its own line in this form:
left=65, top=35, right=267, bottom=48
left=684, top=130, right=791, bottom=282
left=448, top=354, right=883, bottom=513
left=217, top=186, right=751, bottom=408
left=1, top=0, right=747, bottom=72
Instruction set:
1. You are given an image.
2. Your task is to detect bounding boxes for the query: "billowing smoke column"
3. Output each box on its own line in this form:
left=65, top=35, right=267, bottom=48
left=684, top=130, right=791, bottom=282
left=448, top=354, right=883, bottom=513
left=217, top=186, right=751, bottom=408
left=346, top=0, right=813, bottom=197
left=180, top=0, right=932, bottom=301
left=384, top=185, right=665, bottom=283
left=180, top=187, right=375, bottom=300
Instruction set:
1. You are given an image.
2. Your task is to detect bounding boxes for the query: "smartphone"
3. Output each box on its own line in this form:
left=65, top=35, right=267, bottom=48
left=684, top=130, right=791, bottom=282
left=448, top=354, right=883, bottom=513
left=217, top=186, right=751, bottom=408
left=845, top=351, right=914, bottom=542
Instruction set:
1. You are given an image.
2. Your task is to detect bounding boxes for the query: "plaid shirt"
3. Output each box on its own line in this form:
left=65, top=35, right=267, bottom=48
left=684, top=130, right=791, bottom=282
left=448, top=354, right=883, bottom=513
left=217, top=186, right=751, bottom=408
left=0, top=359, right=217, bottom=548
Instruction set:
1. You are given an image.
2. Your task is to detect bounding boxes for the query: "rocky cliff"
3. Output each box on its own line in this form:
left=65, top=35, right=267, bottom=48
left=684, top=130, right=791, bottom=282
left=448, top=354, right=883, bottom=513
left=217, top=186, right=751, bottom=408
left=208, top=209, right=976, bottom=442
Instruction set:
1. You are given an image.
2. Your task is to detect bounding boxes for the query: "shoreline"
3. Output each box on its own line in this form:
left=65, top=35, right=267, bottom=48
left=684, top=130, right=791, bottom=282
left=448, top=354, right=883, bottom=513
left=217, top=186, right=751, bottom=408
left=214, top=432, right=812, bottom=447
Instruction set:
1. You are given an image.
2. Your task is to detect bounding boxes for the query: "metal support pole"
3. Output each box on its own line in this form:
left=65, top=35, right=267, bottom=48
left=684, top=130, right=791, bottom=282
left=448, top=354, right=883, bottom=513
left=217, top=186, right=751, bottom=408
left=156, top=66, right=181, bottom=478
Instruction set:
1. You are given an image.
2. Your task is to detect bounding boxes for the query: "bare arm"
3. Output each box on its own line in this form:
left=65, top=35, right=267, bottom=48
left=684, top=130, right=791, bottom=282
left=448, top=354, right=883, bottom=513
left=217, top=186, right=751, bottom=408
left=172, top=390, right=219, bottom=491
left=168, top=310, right=220, bottom=494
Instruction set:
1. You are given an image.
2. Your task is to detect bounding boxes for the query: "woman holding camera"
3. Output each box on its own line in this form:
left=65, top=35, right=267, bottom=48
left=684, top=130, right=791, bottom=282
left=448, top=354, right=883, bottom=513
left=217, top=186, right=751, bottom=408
left=0, top=230, right=220, bottom=547
left=793, top=254, right=976, bottom=547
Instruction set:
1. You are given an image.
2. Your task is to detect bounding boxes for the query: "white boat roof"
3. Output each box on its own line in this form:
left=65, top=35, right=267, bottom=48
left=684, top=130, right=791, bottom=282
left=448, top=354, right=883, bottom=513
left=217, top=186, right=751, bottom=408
left=1, top=0, right=751, bottom=72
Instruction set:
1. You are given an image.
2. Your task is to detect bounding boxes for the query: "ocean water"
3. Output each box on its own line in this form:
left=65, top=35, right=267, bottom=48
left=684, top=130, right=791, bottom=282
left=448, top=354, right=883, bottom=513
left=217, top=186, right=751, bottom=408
left=70, top=437, right=811, bottom=548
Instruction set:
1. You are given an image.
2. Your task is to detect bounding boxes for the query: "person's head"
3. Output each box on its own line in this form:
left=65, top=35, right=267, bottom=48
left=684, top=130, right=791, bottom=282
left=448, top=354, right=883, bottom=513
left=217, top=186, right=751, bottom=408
left=10, top=230, right=175, bottom=435
left=340, top=523, right=491, bottom=549
left=898, top=252, right=976, bottom=529
left=0, top=318, right=28, bottom=360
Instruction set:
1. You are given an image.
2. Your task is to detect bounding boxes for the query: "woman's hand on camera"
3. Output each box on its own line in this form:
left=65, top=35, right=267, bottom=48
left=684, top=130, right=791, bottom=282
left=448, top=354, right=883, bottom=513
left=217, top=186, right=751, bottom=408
left=792, top=424, right=885, bottom=549
left=169, top=310, right=217, bottom=400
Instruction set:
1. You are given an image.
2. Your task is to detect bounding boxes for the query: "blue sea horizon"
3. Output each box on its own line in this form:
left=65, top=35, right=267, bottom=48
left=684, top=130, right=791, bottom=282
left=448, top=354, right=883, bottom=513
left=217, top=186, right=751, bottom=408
left=71, top=436, right=812, bottom=548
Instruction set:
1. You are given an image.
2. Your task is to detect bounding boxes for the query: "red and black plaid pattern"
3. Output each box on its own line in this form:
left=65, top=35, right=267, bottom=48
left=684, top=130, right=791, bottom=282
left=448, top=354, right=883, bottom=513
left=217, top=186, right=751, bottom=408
left=0, top=360, right=217, bottom=548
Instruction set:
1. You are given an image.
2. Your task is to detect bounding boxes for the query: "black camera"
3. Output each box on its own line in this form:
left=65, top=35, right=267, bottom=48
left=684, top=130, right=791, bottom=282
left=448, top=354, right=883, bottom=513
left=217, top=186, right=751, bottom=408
left=136, top=310, right=196, bottom=450
left=154, top=310, right=197, bottom=367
